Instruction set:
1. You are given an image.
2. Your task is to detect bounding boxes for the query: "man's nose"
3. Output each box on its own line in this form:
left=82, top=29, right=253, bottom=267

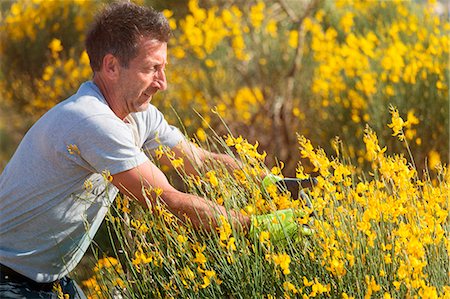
left=152, top=69, right=167, bottom=91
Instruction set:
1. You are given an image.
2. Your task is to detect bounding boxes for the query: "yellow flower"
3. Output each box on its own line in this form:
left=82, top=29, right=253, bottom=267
left=48, top=38, right=63, bottom=57
left=288, top=30, right=298, bottom=48
left=385, top=85, right=395, bottom=96
left=205, top=59, right=215, bottom=68
left=249, top=2, right=265, bottom=29
left=200, top=276, right=211, bottom=288
left=397, top=262, right=408, bottom=280
left=94, top=257, right=119, bottom=271
left=67, top=144, right=80, bottom=155
left=180, top=267, right=195, bottom=286
left=265, top=19, right=277, bottom=37
left=428, top=150, right=441, bottom=170
left=80, top=50, right=90, bottom=66
left=83, top=179, right=93, bottom=191
left=406, top=109, right=419, bottom=127
left=217, top=215, right=232, bottom=243
left=365, top=275, right=381, bottom=293
left=120, top=197, right=131, bottom=214
left=283, top=281, right=297, bottom=294
left=206, top=170, right=219, bottom=187
left=42, top=65, right=54, bottom=81
left=340, top=11, right=354, bottom=33
left=346, top=253, right=355, bottom=267
left=193, top=244, right=207, bottom=267
left=387, top=106, right=406, bottom=141
left=132, top=248, right=152, bottom=266
left=259, top=231, right=270, bottom=244
left=303, top=276, right=314, bottom=287
left=311, top=278, right=329, bottom=296
left=200, top=269, right=216, bottom=288
left=139, top=223, right=149, bottom=233
left=226, top=237, right=236, bottom=251
left=342, top=293, right=355, bottom=299
left=154, top=146, right=164, bottom=159
left=131, top=219, right=149, bottom=234
left=233, top=87, right=264, bottom=123
left=102, top=170, right=113, bottom=182
left=177, top=234, right=188, bottom=244
left=196, top=127, right=207, bottom=142
left=272, top=253, right=291, bottom=275
left=171, top=46, right=186, bottom=59
left=170, top=157, right=184, bottom=169
left=205, top=269, right=216, bottom=278
left=162, top=9, right=176, bottom=29
left=115, top=278, right=125, bottom=288
left=327, top=258, right=346, bottom=277
left=363, top=125, right=387, bottom=161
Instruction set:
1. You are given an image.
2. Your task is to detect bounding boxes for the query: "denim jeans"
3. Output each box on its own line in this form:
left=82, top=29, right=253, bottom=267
left=0, top=273, right=86, bottom=299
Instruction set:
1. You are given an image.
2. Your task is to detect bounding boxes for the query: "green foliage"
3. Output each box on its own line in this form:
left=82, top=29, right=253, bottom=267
left=79, top=131, right=450, bottom=298
left=1, top=0, right=448, bottom=174
left=0, top=1, right=448, bottom=296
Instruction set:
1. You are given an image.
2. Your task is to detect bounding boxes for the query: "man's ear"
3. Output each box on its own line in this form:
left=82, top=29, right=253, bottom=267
left=101, top=54, right=120, bottom=80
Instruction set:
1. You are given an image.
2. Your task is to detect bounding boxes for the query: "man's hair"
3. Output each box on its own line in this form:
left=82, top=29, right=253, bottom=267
left=85, top=1, right=171, bottom=72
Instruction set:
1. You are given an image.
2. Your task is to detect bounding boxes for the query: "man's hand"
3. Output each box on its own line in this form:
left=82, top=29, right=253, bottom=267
left=249, top=209, right=313, bottom=246
left=165, top=139, right=244, bottom=176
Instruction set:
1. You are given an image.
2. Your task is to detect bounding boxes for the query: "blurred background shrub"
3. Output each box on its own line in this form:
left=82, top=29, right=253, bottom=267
left=0, top=0, right=448, bottom=175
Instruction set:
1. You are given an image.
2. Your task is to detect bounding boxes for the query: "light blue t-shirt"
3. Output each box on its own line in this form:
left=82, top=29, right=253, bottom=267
left=0, top=81, right=185, bottom=282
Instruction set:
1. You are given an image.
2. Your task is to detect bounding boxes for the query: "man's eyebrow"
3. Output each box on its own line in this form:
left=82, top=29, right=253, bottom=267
left=143, top=58, right=167, bottom=65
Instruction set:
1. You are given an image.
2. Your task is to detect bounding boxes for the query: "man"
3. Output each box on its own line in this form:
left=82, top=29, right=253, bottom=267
left=0, top=2, right=305, bottom=298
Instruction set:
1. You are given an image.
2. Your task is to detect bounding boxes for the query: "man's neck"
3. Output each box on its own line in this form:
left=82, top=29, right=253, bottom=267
left=93, top=74, right=127, bottom=120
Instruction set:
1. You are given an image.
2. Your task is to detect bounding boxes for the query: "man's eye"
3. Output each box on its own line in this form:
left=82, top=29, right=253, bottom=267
left=144, top=65, right=165, bottom=73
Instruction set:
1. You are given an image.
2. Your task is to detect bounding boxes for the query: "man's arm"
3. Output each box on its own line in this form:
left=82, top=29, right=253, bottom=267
left=163, top=139, right=243, bottom=175
left=111, top=159, right=250, bottom=231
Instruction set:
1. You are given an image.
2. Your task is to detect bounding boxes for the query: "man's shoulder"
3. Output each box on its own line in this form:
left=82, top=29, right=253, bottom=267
left=30, top=82, right=118, bottom=141
left=51, top=83, right=114, bottom=123
left=61, top=95, right=112, bottom=119
left=64, top=82, right=110, bottom=113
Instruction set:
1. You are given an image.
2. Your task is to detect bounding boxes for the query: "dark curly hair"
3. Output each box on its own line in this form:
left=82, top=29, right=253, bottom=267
left=85, top=1, right=171, bottom=72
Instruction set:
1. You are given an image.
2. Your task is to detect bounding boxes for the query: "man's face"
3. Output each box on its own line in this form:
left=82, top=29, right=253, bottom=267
left=116, top=38, right=168, bottom=115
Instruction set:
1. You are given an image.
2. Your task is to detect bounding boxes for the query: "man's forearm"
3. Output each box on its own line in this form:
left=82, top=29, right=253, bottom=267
left=161, top=189, right=250, bottom=232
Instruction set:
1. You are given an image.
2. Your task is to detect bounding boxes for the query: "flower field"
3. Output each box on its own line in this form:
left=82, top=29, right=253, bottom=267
left=1, top=0, right=448, bottom=173
left=80, top=113, right=449, bottom=298
left=0, top=0, right=448, bottom=298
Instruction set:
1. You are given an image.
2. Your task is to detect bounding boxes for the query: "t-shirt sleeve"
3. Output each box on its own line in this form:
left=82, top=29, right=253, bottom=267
left=68, top=115, right=148, bottom=175
left=142, top=105, right=185, bottom=151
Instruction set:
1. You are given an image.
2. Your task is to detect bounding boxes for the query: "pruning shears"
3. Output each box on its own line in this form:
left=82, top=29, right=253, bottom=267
left=274, top=177, right=317, bottom=211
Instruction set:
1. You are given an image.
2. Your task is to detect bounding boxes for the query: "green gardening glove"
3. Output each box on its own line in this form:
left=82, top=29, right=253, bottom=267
left=261, top=174, right=282, bottom=190
left=249, top=209, right=313, bottom=246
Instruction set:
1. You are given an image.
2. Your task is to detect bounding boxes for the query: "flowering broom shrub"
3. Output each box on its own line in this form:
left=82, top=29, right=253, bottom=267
left=0, top=1, right=448, bottom=295
left=159, top=0, right=449, bottom=174
left=0, top=0, right=95, bottom=166
left=79, top=108, right=449, bottom=299
left=0, top=0, right=448, bottom=173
